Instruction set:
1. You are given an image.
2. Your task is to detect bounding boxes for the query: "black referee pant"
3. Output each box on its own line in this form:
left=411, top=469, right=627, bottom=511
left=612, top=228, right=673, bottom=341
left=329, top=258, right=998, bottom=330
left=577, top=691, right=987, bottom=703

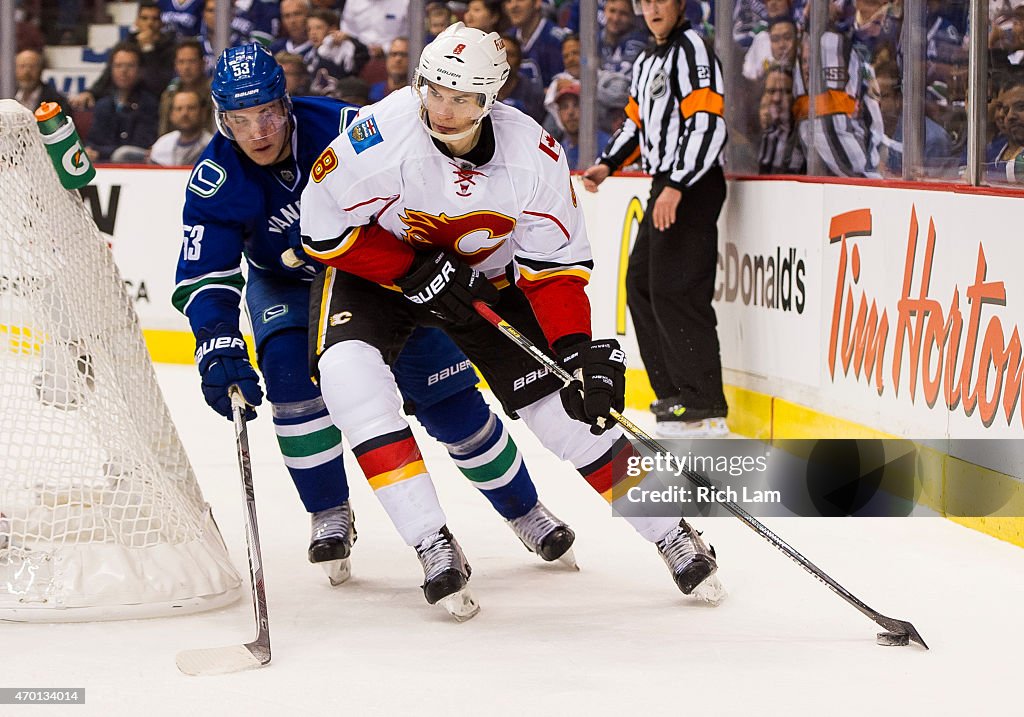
left=626, top=165, right=727, bottom=413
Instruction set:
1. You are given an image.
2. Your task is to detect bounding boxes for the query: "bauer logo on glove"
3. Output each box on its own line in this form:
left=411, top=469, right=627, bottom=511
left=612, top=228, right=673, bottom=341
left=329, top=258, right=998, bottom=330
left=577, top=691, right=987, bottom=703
left=555, top=337, right=627, bottom=435
left=397, top=250, right=499, bottom=324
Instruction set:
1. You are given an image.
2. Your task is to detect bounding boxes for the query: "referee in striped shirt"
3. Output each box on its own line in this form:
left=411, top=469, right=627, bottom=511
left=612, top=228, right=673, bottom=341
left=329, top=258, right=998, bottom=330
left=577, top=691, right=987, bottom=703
left=583, top=0, right=729, bottom=438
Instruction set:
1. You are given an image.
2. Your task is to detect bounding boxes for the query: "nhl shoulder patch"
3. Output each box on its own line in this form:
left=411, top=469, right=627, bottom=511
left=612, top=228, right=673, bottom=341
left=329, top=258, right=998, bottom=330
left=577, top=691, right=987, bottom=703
left=348, top=116, right=383, bottom=154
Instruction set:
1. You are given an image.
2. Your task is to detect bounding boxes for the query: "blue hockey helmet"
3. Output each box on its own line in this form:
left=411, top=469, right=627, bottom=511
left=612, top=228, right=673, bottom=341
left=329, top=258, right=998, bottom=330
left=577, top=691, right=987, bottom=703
left=211, top=43, right=291, bottom=140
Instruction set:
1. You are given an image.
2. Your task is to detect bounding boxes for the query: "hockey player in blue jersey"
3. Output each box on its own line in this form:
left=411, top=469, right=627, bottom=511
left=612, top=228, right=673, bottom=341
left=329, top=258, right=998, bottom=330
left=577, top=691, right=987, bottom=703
left=173, top=44, right=576, bottom=610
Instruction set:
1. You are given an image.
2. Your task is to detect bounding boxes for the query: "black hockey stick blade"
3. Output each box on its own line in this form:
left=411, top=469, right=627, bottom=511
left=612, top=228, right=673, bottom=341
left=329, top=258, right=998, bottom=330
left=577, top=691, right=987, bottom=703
left=176, top=388, right=272, bottom=674
left=473, top=301, right=929, bottom=650
left=873, top=615, right=928, bottom=649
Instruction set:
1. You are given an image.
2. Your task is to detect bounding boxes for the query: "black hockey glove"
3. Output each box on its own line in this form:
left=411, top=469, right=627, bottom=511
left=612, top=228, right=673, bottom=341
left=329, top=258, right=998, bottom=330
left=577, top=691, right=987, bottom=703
left=556, top=337, right=626, bottom=435
left=195, top=325, right=263, bottom=420
left=396, top=250, right=499, bottom=324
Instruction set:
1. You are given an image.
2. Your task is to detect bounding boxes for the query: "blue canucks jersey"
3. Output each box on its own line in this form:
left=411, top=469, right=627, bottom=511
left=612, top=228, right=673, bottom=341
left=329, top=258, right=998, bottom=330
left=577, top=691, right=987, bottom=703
left=173, top=96, right=359, bottom=336
left=160, top=0, right=204, bottom=38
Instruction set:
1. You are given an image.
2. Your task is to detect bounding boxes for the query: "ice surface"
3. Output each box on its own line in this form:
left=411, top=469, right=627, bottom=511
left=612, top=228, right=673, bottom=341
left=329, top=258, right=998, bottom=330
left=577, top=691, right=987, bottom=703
left=4, top=365, right=1022, bottom=716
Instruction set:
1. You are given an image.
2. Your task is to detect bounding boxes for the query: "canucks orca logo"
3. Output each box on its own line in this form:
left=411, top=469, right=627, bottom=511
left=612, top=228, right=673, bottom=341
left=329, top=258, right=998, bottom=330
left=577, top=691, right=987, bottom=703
left=188, top=159, right=227, bottom=197
left=262, top=304, right=288, bottom=323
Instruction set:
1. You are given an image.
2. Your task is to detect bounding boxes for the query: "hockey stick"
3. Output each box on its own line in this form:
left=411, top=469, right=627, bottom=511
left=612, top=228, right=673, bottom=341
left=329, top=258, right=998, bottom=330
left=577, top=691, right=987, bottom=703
left=473, top=301, right=928, bottom=649
left=176, top=388, right=272, bottom=675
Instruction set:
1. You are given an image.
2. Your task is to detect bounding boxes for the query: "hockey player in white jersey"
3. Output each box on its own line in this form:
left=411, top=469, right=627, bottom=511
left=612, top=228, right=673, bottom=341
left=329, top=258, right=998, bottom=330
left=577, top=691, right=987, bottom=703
left=300, top=23, right=725, bottom=612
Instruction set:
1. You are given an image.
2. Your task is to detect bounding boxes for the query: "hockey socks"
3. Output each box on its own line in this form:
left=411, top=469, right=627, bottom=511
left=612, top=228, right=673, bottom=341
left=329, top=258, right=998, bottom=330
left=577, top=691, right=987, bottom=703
left=577, top=434, right=678, bottom=541
left=259, top=329, right=349, bottom=513
left=353, top=427, right=446, bottom=546
left=271, top=396, right=350, bottom=512
left=417, top=388, right=538, bottom=520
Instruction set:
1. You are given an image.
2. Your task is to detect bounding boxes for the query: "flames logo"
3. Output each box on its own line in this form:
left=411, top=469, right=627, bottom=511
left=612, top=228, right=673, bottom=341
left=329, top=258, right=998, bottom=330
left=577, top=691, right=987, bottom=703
left=399, top=209, right=516, bottom=259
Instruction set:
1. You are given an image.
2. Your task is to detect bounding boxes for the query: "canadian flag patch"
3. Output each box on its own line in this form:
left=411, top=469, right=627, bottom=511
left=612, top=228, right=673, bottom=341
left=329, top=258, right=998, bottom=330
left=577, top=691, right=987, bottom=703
left=538, top=130, right=561, bottom=161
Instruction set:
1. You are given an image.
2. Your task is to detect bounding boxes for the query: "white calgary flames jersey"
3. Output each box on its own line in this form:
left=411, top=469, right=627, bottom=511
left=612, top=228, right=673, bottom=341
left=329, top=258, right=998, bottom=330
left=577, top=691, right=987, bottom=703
left=299, top=88, right=594, bottom=291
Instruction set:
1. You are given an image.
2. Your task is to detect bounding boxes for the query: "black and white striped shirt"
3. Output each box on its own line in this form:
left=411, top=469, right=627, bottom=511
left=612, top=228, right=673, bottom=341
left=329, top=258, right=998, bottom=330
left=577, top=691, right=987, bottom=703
left=599, top=22, right=727, bottom=188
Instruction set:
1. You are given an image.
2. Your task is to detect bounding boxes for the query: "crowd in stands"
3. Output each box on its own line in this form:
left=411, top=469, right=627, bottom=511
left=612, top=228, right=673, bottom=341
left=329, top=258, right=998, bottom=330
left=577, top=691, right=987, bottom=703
left=7, top=0, right=1024, bottom=183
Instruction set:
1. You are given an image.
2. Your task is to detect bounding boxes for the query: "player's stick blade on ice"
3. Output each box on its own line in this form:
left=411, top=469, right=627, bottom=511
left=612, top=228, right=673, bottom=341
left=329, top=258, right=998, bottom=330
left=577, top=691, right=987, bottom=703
left=175, top=641, right=271, bottom=676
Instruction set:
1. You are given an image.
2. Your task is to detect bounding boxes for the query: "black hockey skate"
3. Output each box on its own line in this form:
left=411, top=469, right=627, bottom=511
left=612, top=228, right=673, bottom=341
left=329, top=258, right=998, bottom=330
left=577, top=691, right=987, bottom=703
left=507, top=501, right=578, bottom=568
left=308, top=501, right=356, bottom=586
left=656, top=519, right=726, bottom=605
left=415, top=526, right=479, bottom=621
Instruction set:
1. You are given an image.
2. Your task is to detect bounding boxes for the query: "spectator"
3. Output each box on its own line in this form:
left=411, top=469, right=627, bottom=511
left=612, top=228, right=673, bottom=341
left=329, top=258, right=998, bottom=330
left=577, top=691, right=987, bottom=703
left=369, top=37, right=410, bottom=102
left=981, top=73, right=1024, bottom=182
left=547, top=81, right=612, bottom=169
left=426, top=2, right=455, bottom=40
left=307, top=8, right=369, bottom=94
left=340, top=0, right=410, bottom=59
left=276, top=51, right=313, bottom=96
left=600, top=0, right=649, bottom=76
left=463, top=0, right=506, bottom=33
left=560, top=33, right=581, bottom=81
left=541, top=34, right=581, bottom=132
left=234, top=0, right=281, bottom=47
left=55, top=0, right=84, bottom=45
left=743, top=16, right=798, bottom=81
left=72, top=2, right=177, bottom=110
left=497, top=34, right=546, bottom=122
left=504, top=0, right=569, bottom=86
left=596, top=68, right=630, bottom=135
left=149, top=89, right=213, bottom=165
left=583, top=0, right=730, bottom=437
left=757, top=65, right=794, bottom=173
left=851, top=0, right=902, bottom=65
left=158, top=40, right=213, bottom=135
left=990, top=6, right=1024, bottom=69
left=14, top=49, right=69, bottom=112
left=15, top=1, right=45, bottom=52
left=271, top=0, right=313, bottom=56
left=160, top=0, right=204, bottom=38
left=733, top=0, right=806, bottom=49
left=196, top=0, right=277, bottom=64
left=84, top=44, right=159, bottom=164
left=334, top=76, right=371, bottom=106
left=873, top=59, right=955, bottom=177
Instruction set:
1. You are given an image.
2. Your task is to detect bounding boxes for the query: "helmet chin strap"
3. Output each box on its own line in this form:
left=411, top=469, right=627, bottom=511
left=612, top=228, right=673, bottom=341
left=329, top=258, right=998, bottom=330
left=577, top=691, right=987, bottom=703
left=419, top=106, right=485, bottom=143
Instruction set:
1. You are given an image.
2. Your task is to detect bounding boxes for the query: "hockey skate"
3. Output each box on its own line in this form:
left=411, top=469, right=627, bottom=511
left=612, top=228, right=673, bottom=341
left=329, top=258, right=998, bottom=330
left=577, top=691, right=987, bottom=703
left=507, top=501, right=578, bottom=569
left=308, top=501, right=356, bottom=586
left=415, top=526, right=479, bottom=622
left=656, top=519, right=726, bottom=605
left=651, top=400, right=729, bottom=439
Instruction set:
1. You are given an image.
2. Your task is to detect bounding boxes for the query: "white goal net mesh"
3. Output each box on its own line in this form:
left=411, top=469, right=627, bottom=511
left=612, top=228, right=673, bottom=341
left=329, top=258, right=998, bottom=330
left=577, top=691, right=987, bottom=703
left=0, top=100, right=240, bottom=621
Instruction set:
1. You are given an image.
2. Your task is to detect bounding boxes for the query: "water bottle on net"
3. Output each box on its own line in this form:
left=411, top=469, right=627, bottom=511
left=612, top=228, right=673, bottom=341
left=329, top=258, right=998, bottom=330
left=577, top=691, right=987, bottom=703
left=34, top=101, right=96, bottom=190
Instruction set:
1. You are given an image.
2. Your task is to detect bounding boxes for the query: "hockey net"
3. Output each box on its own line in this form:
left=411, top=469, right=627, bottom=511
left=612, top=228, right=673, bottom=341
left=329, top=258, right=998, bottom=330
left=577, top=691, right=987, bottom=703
left=0, top=99, right=240, bottom=621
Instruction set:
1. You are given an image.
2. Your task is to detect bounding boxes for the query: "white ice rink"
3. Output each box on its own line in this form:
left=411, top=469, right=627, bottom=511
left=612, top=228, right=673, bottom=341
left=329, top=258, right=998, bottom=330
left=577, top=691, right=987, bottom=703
left=5, top=364, right=1024, bottom=716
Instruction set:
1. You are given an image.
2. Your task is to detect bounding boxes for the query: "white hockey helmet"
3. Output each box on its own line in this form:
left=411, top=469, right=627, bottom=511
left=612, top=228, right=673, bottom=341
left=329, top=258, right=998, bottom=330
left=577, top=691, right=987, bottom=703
left=414, top=22, right=510, bottom=141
